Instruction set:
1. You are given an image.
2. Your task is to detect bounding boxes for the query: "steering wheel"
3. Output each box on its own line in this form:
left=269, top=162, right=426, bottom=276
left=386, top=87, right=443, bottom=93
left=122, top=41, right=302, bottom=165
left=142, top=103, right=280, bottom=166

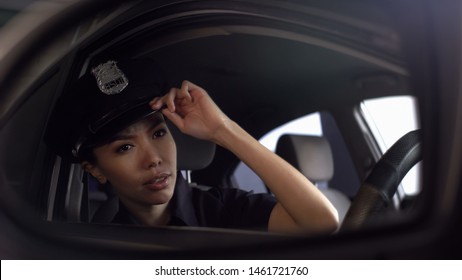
left=341, top=129, right=423, bottom=231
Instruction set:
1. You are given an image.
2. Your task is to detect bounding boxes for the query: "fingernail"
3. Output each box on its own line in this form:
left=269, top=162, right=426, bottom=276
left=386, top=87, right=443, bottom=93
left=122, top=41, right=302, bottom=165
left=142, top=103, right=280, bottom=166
left=151, top=100, right=160, bottom=108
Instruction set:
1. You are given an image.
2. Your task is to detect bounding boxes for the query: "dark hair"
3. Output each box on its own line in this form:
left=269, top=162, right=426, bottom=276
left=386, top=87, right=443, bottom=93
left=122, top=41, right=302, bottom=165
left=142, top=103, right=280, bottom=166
left=78, top=145, right=97, bottom=163
left=76, top=131, right=119, bottom=163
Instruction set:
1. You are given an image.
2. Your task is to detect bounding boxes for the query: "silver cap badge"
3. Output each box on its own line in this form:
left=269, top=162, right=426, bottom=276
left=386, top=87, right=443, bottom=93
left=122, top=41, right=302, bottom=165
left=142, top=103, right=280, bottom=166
left=91, top=60, right=129, bottom=95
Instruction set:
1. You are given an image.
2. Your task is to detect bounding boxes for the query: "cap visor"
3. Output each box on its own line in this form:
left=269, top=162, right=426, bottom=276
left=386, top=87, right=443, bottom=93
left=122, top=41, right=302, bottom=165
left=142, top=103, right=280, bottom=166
left=91, top=103, right=162, bottom=143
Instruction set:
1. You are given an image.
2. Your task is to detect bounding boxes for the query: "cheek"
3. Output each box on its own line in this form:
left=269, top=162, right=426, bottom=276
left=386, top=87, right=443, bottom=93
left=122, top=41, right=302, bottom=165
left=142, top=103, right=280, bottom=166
left=92, top=151, right=136, bottom=183
left=167, top=137, right=177, bottom=167
left=99, top=160, right=137, bottom=185
left=158, top=132, right=176, bottom=167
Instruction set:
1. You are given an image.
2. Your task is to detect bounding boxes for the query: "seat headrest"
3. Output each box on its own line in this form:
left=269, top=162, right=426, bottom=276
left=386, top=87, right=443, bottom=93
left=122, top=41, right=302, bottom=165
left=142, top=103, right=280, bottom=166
left=275, top=134, right=333, bottom=182
left=167, top=120, right=216, bottom=170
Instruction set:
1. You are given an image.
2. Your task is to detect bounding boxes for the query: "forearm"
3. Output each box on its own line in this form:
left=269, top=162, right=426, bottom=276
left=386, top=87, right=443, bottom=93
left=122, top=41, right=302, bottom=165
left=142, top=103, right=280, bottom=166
left=213, top=120, right=339, bottom=233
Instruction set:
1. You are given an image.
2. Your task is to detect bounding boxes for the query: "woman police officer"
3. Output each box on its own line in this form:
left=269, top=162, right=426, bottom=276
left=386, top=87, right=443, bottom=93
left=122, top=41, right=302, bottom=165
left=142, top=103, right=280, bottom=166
left=46, top=58, right=338, bottom=233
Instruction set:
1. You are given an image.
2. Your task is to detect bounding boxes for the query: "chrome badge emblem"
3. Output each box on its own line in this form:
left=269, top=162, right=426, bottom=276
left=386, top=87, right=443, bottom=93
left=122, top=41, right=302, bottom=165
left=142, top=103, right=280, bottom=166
left=91, top=60, right=129, bottom=95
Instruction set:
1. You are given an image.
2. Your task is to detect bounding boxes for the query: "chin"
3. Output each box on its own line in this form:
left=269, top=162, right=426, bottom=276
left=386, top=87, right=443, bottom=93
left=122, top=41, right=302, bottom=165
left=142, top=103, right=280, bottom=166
left=146, top=189, right=174, bottom=205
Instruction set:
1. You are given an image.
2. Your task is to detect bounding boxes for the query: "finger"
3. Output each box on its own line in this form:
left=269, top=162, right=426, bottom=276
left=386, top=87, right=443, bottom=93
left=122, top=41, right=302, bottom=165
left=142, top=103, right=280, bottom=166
left=150, top=87, right=179, bottom=111
left=165, top=88, right=177, bottom=112
left=182, top=80, right=206, bottom=100
left=182, top=80, right=198, bottom=89
left=162, top=108, right=185, bottom=132
left=179, top=81, right=193, bottom=102
left=149, top=97, right=162, bottom=109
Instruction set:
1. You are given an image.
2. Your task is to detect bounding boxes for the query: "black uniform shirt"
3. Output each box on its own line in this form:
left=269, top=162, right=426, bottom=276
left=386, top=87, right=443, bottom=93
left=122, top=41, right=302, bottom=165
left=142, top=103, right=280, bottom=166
left=111, top=173, right=277, bottom=231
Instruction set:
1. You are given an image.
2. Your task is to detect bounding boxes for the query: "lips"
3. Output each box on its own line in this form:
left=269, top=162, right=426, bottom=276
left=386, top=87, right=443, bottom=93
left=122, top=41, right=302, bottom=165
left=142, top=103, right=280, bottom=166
left=143, top=173, right=171, bottom=191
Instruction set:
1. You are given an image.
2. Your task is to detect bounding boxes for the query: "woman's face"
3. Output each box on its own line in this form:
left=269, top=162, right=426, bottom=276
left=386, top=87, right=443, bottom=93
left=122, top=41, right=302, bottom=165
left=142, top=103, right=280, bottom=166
left=83, top=113, right=177, bottom=208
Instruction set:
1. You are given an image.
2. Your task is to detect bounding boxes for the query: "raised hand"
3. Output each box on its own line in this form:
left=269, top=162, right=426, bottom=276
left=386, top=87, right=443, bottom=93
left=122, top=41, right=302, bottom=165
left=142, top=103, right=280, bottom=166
left=150, top=80, right=230, bottom=142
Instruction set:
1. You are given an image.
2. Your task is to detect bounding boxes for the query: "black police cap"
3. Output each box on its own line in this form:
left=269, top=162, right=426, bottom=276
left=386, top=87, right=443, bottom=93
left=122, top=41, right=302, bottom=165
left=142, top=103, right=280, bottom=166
left=45, top=58, right=168, bottom=161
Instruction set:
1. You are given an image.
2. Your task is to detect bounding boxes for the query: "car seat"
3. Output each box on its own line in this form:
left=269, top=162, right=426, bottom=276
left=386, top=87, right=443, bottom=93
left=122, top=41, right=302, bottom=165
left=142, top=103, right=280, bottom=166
left=275, top=134, right=351, bottom=225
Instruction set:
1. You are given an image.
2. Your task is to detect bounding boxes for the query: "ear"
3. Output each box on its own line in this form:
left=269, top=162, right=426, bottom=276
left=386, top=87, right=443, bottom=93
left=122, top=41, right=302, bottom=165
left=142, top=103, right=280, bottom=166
left=81, top=161, right=108, bottom=184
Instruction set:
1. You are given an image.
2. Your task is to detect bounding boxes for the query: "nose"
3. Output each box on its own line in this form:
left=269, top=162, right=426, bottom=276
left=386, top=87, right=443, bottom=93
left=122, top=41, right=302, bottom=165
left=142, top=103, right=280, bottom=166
left=142, top=142, right=162, bottom=169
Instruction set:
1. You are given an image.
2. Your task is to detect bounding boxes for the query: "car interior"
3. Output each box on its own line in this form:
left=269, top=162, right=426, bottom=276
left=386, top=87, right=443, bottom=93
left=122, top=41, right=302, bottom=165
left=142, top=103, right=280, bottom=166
left=3, top=0, right=451, bottom=259
left=275, top=134, right=351, bottom=224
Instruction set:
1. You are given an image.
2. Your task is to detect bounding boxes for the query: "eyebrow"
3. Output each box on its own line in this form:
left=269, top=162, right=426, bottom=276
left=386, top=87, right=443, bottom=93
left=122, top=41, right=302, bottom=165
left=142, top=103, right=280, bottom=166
left=107, top=114, right=165, bottom=143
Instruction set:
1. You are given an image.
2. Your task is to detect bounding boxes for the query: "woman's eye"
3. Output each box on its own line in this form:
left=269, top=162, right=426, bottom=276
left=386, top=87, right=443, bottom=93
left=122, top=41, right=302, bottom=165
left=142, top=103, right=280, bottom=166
left=117, top=144, right=133, bottom=153
left=153, top=129, right=167, bottom=138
